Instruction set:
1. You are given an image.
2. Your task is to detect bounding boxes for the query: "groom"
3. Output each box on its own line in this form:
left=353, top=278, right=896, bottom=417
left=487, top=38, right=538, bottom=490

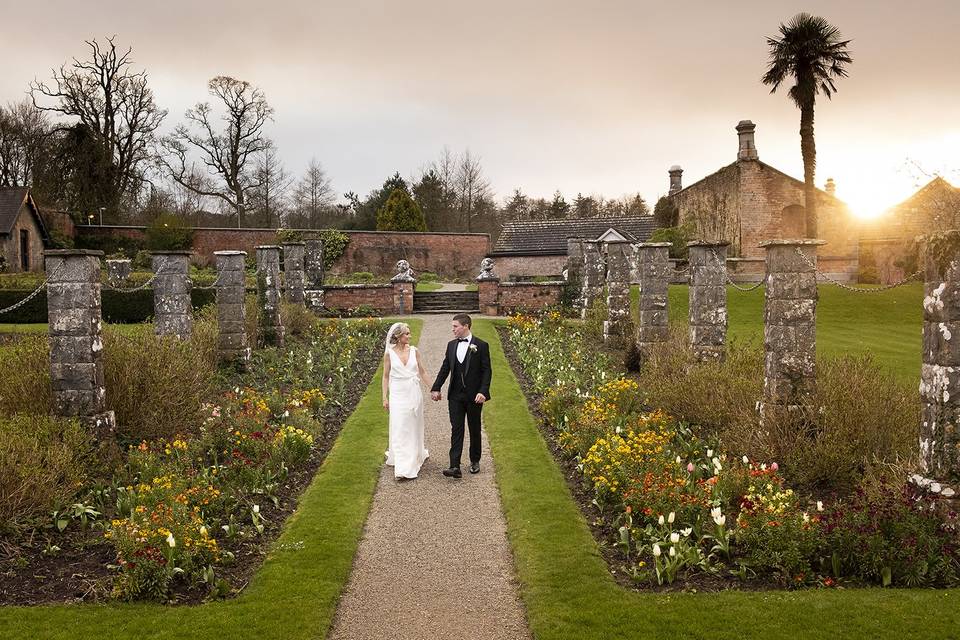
left=431, top=313, right=492, bottom=479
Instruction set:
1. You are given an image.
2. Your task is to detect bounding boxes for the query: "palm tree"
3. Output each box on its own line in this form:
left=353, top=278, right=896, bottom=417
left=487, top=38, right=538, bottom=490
left=763, top=13, right=852, bottom=238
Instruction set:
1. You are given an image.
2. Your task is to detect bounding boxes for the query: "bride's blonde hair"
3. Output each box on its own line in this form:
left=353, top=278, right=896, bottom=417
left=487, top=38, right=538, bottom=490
left=388, top=322, right=411, bottom=345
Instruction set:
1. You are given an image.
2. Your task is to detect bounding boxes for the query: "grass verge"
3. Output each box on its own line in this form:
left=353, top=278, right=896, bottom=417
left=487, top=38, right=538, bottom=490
left=473, top=318, right=960, bottom=640
left=0, top=318, right=421, bottom=639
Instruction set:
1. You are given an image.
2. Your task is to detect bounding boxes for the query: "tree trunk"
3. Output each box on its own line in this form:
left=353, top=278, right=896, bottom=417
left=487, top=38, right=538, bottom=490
left=799, top=103, right=817, bottom=238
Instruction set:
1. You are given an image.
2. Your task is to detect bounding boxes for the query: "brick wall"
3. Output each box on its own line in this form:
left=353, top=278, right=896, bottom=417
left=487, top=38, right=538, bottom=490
left=322, top=285, right=394, bottom=314
left=497, top=281, right=564, bottom=313
left=489, top=254, right=568, bottom=280
left=74, top=226, right=490, bottom=277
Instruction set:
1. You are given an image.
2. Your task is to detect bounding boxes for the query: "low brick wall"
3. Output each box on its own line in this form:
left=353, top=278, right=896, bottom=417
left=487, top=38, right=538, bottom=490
left=322, top=284, right=394, bottom=314
left=489, top=254, right=567, bottom=280
left=75, top=226, right=489, bottom=278
left=498, top=281, right=565, bottom=313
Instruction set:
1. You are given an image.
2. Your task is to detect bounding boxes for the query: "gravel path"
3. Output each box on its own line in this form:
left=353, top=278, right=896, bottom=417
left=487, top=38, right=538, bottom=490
left=327, top=315, right=531, bottom=640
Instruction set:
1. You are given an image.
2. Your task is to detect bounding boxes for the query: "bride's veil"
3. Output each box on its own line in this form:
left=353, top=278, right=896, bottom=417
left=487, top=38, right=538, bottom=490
left=384, top=322, right=403, bottom=356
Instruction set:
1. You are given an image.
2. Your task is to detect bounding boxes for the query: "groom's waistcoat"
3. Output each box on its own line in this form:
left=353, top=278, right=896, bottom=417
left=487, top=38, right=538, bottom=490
left=450, top=352, right=469, bottom=395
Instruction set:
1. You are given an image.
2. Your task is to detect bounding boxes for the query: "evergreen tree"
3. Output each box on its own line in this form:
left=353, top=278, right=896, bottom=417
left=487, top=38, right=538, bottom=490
left=376, top=188, right=427, bottom=231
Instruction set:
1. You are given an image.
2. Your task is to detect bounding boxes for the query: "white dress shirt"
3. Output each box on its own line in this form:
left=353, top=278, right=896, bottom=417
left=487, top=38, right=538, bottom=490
left=456, top=333, right=473, bottom=363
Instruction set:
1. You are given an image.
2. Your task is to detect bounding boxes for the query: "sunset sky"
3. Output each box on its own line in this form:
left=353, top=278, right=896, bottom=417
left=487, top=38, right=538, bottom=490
left=3, top=0, right=958, bottom=219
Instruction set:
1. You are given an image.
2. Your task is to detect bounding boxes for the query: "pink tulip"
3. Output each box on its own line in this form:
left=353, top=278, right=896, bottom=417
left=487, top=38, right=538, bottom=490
left=770, top=462, right=779, bottom=471
left=686, top=462, right=695, bottom=473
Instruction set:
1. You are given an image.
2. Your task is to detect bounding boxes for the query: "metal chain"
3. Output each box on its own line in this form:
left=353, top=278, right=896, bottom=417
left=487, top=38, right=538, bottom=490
left=709, top=248, right=765, bottom=292
left=191, top=273, right=222, bottom=290
left=793, top=247, right=921, bottom=293
left=103, top=263, right=167, bottom=293
left=0, top=262, right=65, bottom=316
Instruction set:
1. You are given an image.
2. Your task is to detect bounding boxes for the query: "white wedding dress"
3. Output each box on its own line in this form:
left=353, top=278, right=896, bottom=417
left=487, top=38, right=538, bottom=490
left=385, top=346, right=429, bottom=478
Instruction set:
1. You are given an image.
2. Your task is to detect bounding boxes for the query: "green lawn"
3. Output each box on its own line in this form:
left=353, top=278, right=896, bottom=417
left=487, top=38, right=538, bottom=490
left=629, top=283, right=922, bottom=382
left=0, top=318, right=421, bottom=640
left=415, top=281, right=443, bottom=292
left=474, top=318, right=960, bottom=640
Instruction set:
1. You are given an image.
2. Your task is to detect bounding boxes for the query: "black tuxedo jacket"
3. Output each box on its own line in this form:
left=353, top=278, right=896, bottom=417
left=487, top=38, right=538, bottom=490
left=431, top=336, right=492, bottom=400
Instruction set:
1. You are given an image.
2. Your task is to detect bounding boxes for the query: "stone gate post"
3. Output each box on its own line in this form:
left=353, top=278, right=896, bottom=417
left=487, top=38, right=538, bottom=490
left=759, top=240, right=824, bottom=421
left=688, top=242, right=729, bottom=362
left=391, top=259, right=416, bottom=315
left=282, top=242, right=306, bottom=305
left=603, top=241, right=632, bottom=343
left=304, top=239, right=325, bottom=312
left=151, top=251, right=192, bottom=339
left=256, top=245, right=284, bottom=347
left=214, top=250, right=250, bottom=367
left=477, top=257, right=500, bottom=316
left=920, top=243, right=960, bottom=477
left=635, top=242, right=672, bottom=358
left=44, top=249, right=116, bottom=436
left=566, top=238, right=584, bottom=311
left=581, top=240, right=605, bottom=319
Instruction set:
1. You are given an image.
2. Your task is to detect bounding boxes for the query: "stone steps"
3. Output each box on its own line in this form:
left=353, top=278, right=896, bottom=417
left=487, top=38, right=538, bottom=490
left=413, top=291, right=480, bottom=313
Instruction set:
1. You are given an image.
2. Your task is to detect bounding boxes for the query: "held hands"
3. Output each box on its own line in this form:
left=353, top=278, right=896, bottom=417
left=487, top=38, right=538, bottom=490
left=431, top=391, right=441, bottom=402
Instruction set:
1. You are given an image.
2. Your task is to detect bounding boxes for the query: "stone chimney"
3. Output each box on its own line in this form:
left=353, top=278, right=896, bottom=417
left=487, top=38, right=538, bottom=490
left=824, top=177, right=836, bottom=196
left=668, top=165, right=683, bottom=195
left=736, top=120, right=758, bottom=161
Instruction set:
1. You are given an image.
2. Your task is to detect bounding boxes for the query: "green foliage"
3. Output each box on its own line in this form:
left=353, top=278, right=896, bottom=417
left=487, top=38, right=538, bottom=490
left=0, top=414, right=91, bottom=533
left=315, top=228, right=350, bottom=270
left=0, top=288, right=215, bottom=323
left=376, top=188, right=427, bottom=232
left=74, top=232, right=145, bottom=258
left=653, top=196, right=679, bottom=228
left=0, top=336, right=52, bottom=415
left=649, top=223, right=695, bottom=260
left=144, top=214, right=194, bottom=251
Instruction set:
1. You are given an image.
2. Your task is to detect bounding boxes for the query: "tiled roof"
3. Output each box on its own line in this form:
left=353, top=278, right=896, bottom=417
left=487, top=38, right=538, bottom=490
left=491, top=216, right=658, bottom=255
left=0, top=187, right=29, bottom=235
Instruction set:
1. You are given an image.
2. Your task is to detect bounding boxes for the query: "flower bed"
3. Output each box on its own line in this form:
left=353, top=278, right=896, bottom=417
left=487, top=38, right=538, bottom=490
left=502, top=312, right=960, bottom=590
left=0, top=317, right=387, bottom=604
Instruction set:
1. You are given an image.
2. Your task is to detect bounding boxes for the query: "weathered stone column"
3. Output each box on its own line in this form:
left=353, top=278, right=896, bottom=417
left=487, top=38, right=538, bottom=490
left=105, top=258, right=131, bottom=287
left=688, top=242, right=729, bottom=362
left=214, top=250, right=250, bottom=367
left=566, top=238, right=584, bottom=311
left=603, top=241, right=632, bottom=344
left=920, top=245, right=960, bottom=478
left=635, top=242, right=672, bottom=357
left=391, top=259, right=416, bottom=315
left=581, top=240, right=605, bottom=319
left=151, top=251, right=192, bottom=339
left=282, top=242, right=306, bottom=304
left=477, top=257, right=500, bottom=316
left=44, top=249, right=116, bottom=436
left=256, top=245, right=284, bottom=347
left=760, top=240, right=824, bottom=421
left=304, top=239, right=325, bottom=312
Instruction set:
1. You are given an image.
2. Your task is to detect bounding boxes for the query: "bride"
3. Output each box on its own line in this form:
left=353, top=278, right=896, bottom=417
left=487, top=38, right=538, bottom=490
left=382, top=322, right=431, bottom=479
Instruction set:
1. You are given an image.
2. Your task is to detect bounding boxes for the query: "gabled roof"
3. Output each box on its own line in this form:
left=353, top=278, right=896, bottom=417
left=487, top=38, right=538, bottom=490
left=669, top=160, right=846, bottom=205
left=491, top=216, right=658, bottom=255
left=0, top=187, right=50, bottom=239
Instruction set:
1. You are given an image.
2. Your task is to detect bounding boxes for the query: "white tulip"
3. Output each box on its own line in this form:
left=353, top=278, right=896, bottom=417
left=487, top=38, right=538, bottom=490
left=653, top=544, right=662, bottom=557
left=710, top=506, right=723, bottom=520
left=668, top=512, right=675, bottom=524
left=713, top=514, right=726, bottom=527
left=253, top=504, right=260, bottom=514
left=166, top=533, right=176, bottom=548
left=681, top=527, right=693, bottom=537
left=930, top=482, right=942, bottom=493
left=669, top=546, right=676, bottom=557
left=742, top=455, right=750, bottom=464
left=707, top=449, right=714, bottom=458
left=816, top=501, right=824, bottom=512
left=670, top=532, right=680, bottom=543
left=658, top=515, right=665, bottom=526
left=942, top=488, right=956, bottom=497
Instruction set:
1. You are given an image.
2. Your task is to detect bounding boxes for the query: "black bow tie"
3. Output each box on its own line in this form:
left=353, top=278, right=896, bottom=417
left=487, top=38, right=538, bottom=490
left=457, top=338, right=469, bottom=343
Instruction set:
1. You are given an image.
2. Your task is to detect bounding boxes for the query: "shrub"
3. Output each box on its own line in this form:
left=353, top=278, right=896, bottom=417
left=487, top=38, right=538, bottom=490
left=281, top=302, right=318, bottom=337
left=144, top=214, right=194, bottom=251
left=418, top=271, right=440, bottom=283
left=0, top=336, right=51, bottom=415
left=0, top=414, right=91, bottom=532
left=649, top=223, right=695, bottom=260
left=376, top=188, right=427, bottom=231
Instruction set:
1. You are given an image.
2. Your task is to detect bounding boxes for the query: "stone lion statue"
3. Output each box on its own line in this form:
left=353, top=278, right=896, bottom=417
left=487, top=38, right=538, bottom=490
left=477, top=257, right=497, bottom=280
left=391, top=259, right=416, bottom=282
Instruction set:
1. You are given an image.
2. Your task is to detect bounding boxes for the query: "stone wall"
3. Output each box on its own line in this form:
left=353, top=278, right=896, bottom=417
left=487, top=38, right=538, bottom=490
left=75, top=226, right=489, bottom=278
left=487, top=254, right=568, bottom=280
left=322, top=284, right=395, bottom=314
left=497, top=281, right=564, bottom=313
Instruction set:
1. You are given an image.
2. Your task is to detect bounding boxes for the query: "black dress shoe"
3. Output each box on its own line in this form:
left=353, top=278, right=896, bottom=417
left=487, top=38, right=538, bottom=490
left=442, top=467, right=462, bottom=478
left=469, top=462, right=480, bottom=474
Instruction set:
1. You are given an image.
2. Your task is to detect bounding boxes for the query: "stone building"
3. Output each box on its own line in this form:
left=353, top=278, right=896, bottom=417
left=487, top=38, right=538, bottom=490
left=489, top=217, right=657, bottom=280
left=667, top=120, right=859, bottom=281
left=859, top=177, right=960, bottom=284
left=0, top=187, right=49, bottom=273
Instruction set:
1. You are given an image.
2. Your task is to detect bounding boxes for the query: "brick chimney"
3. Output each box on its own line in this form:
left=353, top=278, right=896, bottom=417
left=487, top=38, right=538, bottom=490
left=668, top=165, right=683, bottom=195
left=736, top=120, right=758, bottom=161
left=824, top=177, right=836, bottom=196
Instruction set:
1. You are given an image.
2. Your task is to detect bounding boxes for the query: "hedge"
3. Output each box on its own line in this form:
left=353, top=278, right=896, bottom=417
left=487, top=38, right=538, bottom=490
left=0, top=289, right=217, bottom=324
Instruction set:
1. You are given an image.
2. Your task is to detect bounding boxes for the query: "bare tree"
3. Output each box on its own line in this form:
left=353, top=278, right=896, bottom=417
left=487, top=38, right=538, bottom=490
left=30, top=37, right=166, bottom=213
left=290, top=158, right=336, bottom=228
left=455, top=149, right=492, bottom=232
left=0, top=100, right=54, bottom=188
left=160, top=76, right=273, bottom=227
left=249, top=142, right=292, bottom=228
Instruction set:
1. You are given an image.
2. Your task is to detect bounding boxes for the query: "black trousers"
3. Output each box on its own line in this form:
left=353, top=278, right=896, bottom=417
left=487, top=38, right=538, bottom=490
left=448, top=395, right=482, bottom=468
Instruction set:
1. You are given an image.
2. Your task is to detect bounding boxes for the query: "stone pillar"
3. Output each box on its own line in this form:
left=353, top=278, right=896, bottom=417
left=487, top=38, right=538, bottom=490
left=760, top=240, right=824, bottom=421
left=44, top=250, right=116, bottom=436
left=105, top=259, right=131, bottom=287
left=282, top=242, right=306, bottom=304
left=566, top=238, right=584, bottom=311
left=304, top=239, right=325, bottom=312
left=477, top=257, right=500, bottom=316
left=256, top=245, right=284, bottom=347
left=391, top=259, right=416, bottom=315
left=151, top=251, right=192, bottom=339
left=688, top=242, right=729, bottom=362
left=737, top=119, right=758, bottom=161
left=920, top=246, right=960, bottom=477
left=668, top=165, right=683, bottom=195
left=603, top=241, right=632, bottom=344
left=214, top=250, right=250, bottom=367
left=581, top=240, right=605, bottom=320
left=635, top=242, right=672, bottom=357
